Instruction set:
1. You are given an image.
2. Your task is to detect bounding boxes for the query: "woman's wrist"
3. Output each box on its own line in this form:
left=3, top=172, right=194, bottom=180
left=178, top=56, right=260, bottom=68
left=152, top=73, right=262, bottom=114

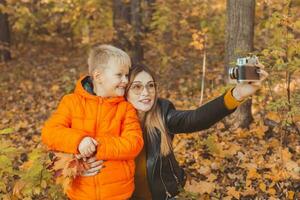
left=224, top=88, right=242, bottom=110
left=232, top=87, right=244, bottom=102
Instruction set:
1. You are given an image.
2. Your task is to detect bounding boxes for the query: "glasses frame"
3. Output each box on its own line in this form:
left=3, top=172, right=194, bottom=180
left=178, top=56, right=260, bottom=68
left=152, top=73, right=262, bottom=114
left=129, top=81, right=157, bottom=95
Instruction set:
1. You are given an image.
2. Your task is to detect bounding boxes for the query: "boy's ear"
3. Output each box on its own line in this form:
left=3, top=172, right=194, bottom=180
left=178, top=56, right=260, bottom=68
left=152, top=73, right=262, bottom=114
left=92, top=69, right=102, bottom=84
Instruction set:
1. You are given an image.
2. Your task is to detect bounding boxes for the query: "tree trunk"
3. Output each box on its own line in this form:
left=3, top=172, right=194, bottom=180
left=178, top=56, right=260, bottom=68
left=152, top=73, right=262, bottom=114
left=130, top=0, right=143, bottom=63
left=225, top=0, right=256, bottom=128
left=112, top=0, right=143, bottom=63
left=0, top=0, right=11, bottom=62
left=112, top=0, right=131, bottom=50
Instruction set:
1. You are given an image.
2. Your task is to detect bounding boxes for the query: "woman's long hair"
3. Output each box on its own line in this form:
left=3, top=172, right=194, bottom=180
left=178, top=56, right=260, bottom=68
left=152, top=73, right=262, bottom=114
left=126, top=64, right=171, bottom=156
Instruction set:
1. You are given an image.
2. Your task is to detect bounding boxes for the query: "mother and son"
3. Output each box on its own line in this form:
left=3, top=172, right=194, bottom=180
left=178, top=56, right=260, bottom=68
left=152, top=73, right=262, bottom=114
left=42, top=44, right=267, bottom=200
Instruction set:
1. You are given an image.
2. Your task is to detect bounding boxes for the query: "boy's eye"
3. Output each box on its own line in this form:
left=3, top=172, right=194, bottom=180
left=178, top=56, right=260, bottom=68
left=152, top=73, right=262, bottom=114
left=116, top=73, right=122, bottom=77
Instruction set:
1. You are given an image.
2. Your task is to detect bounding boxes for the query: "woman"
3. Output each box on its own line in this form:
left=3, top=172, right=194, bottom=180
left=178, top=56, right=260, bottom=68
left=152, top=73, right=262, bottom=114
left=83, top=64, right=267, bottom=200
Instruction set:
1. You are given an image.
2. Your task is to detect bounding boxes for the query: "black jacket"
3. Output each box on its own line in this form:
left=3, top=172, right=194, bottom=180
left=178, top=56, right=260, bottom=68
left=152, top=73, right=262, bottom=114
left=145, top=94, right=236, bottom=200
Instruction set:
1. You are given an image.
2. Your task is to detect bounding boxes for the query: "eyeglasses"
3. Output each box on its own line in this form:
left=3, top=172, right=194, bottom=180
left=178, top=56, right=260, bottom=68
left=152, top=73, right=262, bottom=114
left=129, top=82, right=156, bottom=95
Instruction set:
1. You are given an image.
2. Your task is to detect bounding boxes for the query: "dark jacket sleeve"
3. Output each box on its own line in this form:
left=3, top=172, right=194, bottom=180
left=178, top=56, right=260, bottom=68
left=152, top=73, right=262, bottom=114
left=159, top=94, right=236, bottom=134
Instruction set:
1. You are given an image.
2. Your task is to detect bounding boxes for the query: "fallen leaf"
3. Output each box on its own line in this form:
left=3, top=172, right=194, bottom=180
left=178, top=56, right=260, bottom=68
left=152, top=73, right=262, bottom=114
left=13, top=180, right=26, bottom=198
left=226, top=186, right=240, bottom=199
left=184, top=180, right=215, bottom=194
left=0, top=127, right=14, bottom=135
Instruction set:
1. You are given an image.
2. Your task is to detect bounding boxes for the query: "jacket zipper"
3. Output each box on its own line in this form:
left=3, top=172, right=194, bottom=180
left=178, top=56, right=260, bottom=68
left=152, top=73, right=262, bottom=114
left=159, top=156, right=172, bottom=200
left=168, top=158, right=181, bottom=188
left=95, top=99, right=100, bottom=200
left=152, top=156, right=158, bottom=178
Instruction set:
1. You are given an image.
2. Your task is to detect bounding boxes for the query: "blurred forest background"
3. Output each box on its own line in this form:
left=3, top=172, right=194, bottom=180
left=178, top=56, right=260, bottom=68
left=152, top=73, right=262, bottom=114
left=0, top=0, right=299, bottom=199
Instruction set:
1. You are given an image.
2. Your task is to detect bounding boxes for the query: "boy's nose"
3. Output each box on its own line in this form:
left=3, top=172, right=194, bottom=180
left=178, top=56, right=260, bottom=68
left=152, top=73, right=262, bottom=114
left=121, top=76, right=128, bottom=84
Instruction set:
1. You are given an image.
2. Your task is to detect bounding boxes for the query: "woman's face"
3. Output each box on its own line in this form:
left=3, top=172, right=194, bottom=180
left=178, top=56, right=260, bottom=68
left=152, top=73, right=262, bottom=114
left=127, top=71, right=156, bottom=112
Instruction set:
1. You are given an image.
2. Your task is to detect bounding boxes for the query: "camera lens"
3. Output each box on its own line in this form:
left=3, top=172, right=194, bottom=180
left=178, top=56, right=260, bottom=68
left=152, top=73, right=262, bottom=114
left=229, top=67, right=238, bottom=79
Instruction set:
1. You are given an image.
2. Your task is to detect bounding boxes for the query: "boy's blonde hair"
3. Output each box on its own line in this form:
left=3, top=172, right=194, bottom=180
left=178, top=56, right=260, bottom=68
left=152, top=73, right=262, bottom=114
left=88, top=44, right=131, bottom=74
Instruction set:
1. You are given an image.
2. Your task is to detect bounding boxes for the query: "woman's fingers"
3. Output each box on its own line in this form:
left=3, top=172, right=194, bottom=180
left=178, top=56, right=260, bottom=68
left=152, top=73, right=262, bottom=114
left=81, top=164, right=103, bottom=176
left=88, top=164, right=103, bottom=173
left=249, top=69, right=268, bottom=87
left=89, top=160, right=103, bottom=168
left=258, top=69, right=269, bottom=81
left=256, top=62, right=265, bottom=69
left=82, top=170, right=99, bottom=177
left=86, top=156, right=97, bottom=163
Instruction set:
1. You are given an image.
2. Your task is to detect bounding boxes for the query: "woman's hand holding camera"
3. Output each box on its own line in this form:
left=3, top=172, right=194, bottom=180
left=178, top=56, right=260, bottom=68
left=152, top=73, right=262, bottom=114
left=232, top=62, right=269, bottom=101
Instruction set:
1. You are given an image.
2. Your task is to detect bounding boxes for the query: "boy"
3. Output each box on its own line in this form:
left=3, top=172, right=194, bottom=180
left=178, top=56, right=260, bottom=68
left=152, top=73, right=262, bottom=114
left=42, top=44, right=144, bottom=200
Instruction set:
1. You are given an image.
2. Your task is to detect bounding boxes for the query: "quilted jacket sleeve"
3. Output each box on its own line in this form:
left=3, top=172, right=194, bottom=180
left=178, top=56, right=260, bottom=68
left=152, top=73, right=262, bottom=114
left=41, top=95, right=86, bottom=154
left=95, top=103, right=144, bottom=160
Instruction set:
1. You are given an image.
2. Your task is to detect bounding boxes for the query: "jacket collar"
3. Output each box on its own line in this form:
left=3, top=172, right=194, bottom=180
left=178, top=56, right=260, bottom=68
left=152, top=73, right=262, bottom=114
left=74, top=75, right=125, bottom=104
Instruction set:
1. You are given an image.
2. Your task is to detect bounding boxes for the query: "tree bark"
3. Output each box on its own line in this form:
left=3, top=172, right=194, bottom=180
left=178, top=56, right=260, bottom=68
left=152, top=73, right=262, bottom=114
left=130, top=0, right=143, bottom=63
left=112, top=0, right=131, bottom=50
left=112, top=0, right=144, bottom=63
left=0, top=0, right=11, bottom=62
left=225, top=0, right=256, bottom=128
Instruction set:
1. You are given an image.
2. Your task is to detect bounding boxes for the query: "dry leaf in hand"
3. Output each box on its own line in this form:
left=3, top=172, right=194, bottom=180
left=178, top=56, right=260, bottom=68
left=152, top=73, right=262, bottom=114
left=48, top=152, right=90, bottom=193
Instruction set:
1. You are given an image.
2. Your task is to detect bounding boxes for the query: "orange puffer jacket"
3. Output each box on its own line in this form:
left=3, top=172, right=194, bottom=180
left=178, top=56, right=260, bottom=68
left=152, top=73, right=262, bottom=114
left=42, top=76, right=144, bottom=200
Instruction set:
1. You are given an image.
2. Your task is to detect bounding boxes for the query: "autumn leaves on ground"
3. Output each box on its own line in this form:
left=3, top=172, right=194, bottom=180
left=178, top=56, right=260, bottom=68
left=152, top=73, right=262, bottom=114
left=0, top=43, right=299, bottom=200
left=1, top=0, right=300, bottom=199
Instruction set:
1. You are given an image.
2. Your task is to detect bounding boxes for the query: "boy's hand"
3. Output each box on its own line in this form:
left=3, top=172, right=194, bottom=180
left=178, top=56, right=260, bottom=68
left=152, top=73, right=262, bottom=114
left=78, top=137, right=98, bottom=157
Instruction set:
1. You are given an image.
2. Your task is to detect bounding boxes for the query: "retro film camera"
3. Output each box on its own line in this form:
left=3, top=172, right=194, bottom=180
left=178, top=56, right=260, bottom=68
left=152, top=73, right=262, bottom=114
left=228, top=56, right=260, bottom=83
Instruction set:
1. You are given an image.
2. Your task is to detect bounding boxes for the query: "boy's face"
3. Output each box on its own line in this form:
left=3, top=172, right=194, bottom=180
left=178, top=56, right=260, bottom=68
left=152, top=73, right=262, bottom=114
left=94, top=59, right=129, bottom=97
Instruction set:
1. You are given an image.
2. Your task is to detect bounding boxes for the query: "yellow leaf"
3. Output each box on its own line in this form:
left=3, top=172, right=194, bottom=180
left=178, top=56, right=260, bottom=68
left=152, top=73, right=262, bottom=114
left=259, top=182, right=266, bottom=192
left=251, top=124, right=268, bottom=139
left=281, top=148, right=292, bottom=162
left=224, top=143, right=241, bottom=157
left=13, top=180, right=26, bottom=198
left=226, top=186, right=240, bottom=199
left=0, top=128, right=14, bottom=135
left=184, top=180, right=215, bottom=194
left=246, top=179, right=252, bottom=187
left=199, top=165, right=211, bottom=176
left=51, top=85, right=60, bottom=92
left=207, top=173, right=217, bottom=182
left=41, top=180, right=47, bottom=189
left=267, top=188, right=276, bottom=196
left=20, top=160, right=33, bottom=170
left=242, top=186, right=256, bottom=196
left=246, top=168, right=261, bottom=180
left=288, top=191, right=294, bottom=200
left=266, top=112, right=281, bottom=123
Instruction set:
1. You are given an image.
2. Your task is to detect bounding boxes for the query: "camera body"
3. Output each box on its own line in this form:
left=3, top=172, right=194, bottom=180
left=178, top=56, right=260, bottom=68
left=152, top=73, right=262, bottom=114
left=228, top=56, right=260, bottom=83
